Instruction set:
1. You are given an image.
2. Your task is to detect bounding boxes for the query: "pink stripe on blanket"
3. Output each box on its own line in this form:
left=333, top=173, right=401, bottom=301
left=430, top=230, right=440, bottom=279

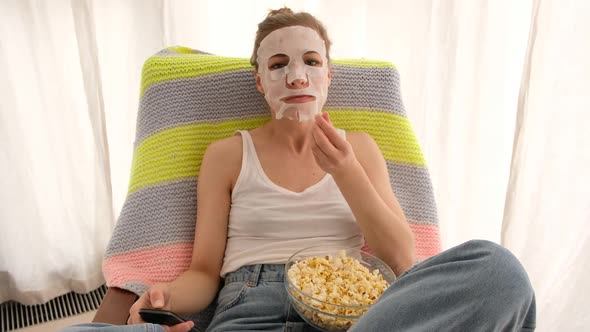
left=409, top=223, right=441, bottom=260
left=103, top=243, right=193, bottom=288
left=361, top=222, right=441, bottom=262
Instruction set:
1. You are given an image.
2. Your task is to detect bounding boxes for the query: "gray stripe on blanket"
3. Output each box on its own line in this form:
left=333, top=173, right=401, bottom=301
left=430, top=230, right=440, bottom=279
left=105, top=178, right=198, bottom=257
left=135, top=66, right=405, bottom=144
left=106, top=162, right=436, bottom=256
left=388, top=162, right=439, bottom=224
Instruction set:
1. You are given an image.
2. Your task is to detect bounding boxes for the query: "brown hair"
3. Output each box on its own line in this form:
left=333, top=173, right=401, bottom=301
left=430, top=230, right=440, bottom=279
left=250, top=7, right=332, bottom=69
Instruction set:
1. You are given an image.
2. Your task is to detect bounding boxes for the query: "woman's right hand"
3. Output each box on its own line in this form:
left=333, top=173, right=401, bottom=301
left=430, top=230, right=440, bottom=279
left=127, top=283, right=195, bottom=332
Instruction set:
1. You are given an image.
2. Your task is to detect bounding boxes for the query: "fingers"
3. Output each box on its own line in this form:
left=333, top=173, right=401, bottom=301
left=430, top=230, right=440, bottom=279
left=149, top=287, right=166, bottom=308
left=312, top=123, right=339, bottom=157
left=128, top=294, right=147, bottom=325
left=169, top=321, right=195, bottom=332
left=315, top=113, right=347, bottom=150
left=311, top=142, right=328, bottom=160
left=321, top=111, right=332, bottom=124
left=128, top=283, right=170, bottom=325
left=127, top=311, right=144, bottom=325
left=311, top=143, right=330, bottom=170
left=127, top=308, right=145, bottom=325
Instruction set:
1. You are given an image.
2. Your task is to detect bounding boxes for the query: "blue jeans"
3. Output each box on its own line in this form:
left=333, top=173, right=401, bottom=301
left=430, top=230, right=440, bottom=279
left=60, top=240, right=536, bottom=331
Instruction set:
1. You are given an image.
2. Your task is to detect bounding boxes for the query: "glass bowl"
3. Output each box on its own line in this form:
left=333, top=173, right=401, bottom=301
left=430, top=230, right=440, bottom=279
left=284, top=246, right=397, bottom=331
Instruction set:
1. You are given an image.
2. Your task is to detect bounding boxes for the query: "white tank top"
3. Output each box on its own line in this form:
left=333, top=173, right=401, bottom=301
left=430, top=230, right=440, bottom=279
left=219, top=130, right=364, bottom=277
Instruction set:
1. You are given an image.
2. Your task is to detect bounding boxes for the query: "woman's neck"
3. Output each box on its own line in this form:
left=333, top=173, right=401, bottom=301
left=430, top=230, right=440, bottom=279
left=260, top=118, right=316, bottom=154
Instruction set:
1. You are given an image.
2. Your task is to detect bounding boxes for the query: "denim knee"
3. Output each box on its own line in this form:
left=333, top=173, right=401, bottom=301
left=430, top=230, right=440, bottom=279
left=466, top=240, right=531, bottom=283
left=466, top=240, right=535, bottom=317
left=351, top=240, right=536, bottom=331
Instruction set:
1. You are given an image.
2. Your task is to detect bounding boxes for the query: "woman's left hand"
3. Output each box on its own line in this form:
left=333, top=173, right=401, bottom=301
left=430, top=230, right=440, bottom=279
left=311, top=112, right=358, bottom=175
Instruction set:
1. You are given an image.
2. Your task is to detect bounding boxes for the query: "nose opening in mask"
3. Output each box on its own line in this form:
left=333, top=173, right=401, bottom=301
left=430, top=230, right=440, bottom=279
left=285, top=62, right=308, bottom=85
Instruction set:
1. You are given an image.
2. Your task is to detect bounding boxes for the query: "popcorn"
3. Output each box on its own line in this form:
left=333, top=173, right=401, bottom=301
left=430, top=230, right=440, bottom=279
left=287, top=251, right=390, bottom=331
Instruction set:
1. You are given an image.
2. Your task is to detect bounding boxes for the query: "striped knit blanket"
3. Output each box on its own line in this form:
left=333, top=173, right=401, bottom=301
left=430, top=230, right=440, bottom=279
left=102, top=46, right=441, bottom=328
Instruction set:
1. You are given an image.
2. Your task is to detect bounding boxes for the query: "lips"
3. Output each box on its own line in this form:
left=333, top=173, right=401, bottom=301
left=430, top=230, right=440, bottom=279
left=281, top=95, right=316, bottom=103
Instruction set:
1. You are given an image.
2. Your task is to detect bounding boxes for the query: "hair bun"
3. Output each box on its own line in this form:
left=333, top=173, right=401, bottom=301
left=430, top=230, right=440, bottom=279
left=267, top=7, right=294, bottom=17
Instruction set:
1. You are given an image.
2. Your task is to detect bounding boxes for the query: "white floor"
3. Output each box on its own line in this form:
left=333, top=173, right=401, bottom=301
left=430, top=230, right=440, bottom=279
left=16, top=310, right=96, bottom=332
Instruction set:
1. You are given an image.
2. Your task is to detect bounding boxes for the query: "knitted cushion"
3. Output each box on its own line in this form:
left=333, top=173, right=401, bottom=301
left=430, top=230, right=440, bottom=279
left=102, top=46, right=441, bottom=328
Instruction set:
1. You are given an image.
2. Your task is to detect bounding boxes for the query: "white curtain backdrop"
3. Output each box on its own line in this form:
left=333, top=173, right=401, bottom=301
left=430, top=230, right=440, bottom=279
left=501, top=0, right=590, bottom=330
left=1, top=0, right=588, bottom=330
left=0, top=0, right=114, bottom=304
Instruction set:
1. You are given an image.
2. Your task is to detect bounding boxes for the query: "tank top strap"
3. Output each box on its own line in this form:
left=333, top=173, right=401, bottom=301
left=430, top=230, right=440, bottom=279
left=232, top=130, right=258, bottom=195
left=237, top=131, right=259, bottom=166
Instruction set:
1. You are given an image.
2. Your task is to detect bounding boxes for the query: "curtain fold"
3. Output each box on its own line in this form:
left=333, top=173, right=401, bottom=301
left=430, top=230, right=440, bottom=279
left=90, top=0, right=167, bottom=216
left=502, top=0, right=590, bottom=330
left=0, top=0, right=113, bottom=304
left=1, top=0, right=588, bottom=329
left=71, top=0, right=113, bottom=226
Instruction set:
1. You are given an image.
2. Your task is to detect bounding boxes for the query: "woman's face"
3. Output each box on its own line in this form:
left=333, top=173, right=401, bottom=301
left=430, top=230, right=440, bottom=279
left=256, top=26, right=331, bottom=122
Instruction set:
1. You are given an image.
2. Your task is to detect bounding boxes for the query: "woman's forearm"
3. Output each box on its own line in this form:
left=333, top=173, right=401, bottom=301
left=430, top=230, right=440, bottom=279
left=167, top=269, right=220, bottom=316
left=332, top=160, right=415, bottom=275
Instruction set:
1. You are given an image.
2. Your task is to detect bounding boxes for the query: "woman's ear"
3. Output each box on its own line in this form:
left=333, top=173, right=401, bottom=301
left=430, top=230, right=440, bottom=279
left=327, top=69, right=332, bottom=87
left=254, top=70, right=265, bottom=94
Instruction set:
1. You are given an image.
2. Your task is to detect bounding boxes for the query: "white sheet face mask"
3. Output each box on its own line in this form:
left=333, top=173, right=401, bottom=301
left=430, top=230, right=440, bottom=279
left=256, top=26, right=329, bottom=122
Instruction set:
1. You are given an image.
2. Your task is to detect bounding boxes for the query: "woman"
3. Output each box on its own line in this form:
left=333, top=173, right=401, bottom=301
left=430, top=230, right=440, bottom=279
left=62, top=7, right=535, bottom=332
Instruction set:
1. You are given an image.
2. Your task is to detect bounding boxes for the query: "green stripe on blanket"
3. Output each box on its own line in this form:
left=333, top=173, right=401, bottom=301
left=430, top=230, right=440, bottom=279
left=128, top=110, right=424, bottom=194
left=329, top=110, right=425, bottom=166
left=140, top=56, right=252, bottom=96
left=129, top=117, right=267, bottom=193
left=166, top=46, right=199, bottom=54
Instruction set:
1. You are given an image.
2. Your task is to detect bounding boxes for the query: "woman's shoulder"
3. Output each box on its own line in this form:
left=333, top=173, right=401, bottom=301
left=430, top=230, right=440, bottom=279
left=207, top=134, right=243, bottom=154
left=202, top=134, right=243, bottom=174
left=346, top=131, right=383, bottom=162
left=346, top=131, right=376, bottom=147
